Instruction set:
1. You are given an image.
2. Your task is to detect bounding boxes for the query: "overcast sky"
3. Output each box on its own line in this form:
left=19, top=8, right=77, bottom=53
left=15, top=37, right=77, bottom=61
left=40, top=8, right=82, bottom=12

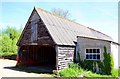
left=0, top=1, right=118, bottom=42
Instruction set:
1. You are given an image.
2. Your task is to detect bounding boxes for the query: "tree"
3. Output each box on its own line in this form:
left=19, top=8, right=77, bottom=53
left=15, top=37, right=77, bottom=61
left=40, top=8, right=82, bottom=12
left=3, top=27, right=20, bottom=40
left=0, top=27, right=21, bottom=56
left=51, top=8, right=71, bottom=19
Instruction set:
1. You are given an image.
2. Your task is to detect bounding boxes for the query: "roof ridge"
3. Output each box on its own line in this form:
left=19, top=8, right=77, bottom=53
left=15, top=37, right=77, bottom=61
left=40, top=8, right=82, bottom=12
left=35, top=7, right=87, bottom=26
left=35, top=7, right=112, bottom=39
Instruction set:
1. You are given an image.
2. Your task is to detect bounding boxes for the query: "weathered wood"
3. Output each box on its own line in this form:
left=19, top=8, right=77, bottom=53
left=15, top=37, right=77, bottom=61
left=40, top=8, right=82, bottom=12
left=19, top=10, right=55, bottom=46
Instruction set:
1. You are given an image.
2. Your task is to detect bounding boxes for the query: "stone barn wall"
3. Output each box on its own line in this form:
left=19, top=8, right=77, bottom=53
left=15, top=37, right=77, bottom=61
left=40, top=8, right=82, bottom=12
left=56, top=46, right=75, bottom=70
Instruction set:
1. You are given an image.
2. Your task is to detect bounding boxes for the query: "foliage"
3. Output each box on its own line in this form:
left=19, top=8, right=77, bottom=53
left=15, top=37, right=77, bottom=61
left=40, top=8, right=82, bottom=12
left=58, top=63, right=86, bottom=77
left=111, top=69, right=118, bottom=77
left=85, top=71, right=111, bottom=77
left=0, top=27, right=21, bottom=56
left=57, top=63, right=112, bottom=77
left=81, top=60, right=104, bottom=73
left=78, top=46, right=115, bottom=75
left=103, top=46, right=114, bottom=75
left=78, top=53, right=104, bottom=74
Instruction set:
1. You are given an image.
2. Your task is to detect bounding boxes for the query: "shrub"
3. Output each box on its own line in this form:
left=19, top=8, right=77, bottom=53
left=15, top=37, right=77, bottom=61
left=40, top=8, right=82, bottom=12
left=57, top=63, right=112, bottom=77
left=68, top=63, right=79, bottom=69
left=58, top=68, right=78, bottom=77
left=78, top=46, right=114, bottom=75
left=58, top=63, right=85, bottom=77
left=80, top=60, right=104, bottom=74
left=103, top=46, right=114, bottom=75
left=0, top=27, right=21, bottom=57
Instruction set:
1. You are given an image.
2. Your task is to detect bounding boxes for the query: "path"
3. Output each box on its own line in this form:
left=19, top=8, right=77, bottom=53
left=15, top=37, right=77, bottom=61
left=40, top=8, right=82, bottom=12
left=0, top=59, right=52, bottom=77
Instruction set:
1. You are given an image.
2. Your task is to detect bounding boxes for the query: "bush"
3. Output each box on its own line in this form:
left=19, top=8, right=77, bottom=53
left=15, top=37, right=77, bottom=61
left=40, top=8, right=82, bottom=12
left=82, top=60, right=104, bottom=73
left=68, top=63, right=79, bottom=69
left=0, top=27, right=21, bottom=57
left=103, top=46, right=114, bottom=75
left=58, top=68, right=78, bottom=77
left=78, top=46, right=114, bottom=75
left=58, top=63, right=85, bottom=77
left=57, top=63, right=112, bottom=77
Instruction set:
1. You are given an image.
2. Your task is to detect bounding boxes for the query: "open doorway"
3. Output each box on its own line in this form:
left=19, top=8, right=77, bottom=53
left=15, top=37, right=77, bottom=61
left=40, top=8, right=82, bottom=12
left=20, top=45, right=56, bottom=72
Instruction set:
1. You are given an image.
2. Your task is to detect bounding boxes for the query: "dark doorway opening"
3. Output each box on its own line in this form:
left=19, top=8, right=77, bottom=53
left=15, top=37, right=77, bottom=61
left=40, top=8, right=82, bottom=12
left=20, top=45, right=56, bottom=72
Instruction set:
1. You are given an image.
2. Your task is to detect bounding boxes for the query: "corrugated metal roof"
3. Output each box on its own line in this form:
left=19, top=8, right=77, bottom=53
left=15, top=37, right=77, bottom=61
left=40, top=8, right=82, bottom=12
left=35, top=7, right=113, bottom=46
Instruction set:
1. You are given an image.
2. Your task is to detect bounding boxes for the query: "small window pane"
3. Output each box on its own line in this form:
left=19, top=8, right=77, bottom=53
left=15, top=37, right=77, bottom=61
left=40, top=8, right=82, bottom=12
left=93, top=49, right=96, bottom=53
left=86, top=49, right=89, bottom=53
left=97, top=55, right=100, bottom=59
left=90, top=49, right=92, bottom=53
left=93, top=55, right=96, bottom=59
left=90, top=54, right=92, bottom=59
left=97, top=49, right=100, bottom=53
left=88, top=49, right=90, bottom=53
left=86, top=55, right=89, bottom=59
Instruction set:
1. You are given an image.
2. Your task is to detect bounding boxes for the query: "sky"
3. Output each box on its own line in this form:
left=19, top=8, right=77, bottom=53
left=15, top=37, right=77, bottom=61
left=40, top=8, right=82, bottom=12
left=0, top=1, right=118, bottom=42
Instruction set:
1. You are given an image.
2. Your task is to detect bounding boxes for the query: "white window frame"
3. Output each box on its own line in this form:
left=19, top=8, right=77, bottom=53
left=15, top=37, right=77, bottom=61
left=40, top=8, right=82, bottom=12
left=85, top=48, right=101, bottom=60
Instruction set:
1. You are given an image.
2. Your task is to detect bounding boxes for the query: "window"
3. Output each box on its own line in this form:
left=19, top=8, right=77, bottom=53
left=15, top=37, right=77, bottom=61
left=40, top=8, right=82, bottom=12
left=85, top=48, right=100, bottom=60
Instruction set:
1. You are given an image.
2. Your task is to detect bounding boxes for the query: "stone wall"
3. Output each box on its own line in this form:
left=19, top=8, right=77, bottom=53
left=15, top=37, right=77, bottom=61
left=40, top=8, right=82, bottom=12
left=56, top=46, right=75, bottom=70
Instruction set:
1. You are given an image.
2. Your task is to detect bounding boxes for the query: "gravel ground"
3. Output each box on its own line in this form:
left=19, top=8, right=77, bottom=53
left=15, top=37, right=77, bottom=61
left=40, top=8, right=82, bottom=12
left=0, top=59, right=52, bottom=77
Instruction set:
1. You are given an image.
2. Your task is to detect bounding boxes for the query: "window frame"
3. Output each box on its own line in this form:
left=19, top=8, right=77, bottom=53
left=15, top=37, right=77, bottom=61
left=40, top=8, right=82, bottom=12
left=85, top=48, right=101, bottom=60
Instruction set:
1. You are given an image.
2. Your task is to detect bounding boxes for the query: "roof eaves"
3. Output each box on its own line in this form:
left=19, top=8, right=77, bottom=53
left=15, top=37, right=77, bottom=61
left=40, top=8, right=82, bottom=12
left=77, top=35, right=111, bottom=42
left=87, top=27, right=113, bottom=40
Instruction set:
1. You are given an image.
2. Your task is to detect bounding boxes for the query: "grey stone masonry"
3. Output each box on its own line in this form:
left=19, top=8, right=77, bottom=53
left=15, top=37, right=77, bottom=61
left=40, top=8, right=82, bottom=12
left=57, top=46, right=75, bottom=70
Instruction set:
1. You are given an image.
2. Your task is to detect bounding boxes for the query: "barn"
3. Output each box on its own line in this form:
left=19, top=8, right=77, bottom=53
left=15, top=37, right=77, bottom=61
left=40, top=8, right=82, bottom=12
left=17, top=7, right=119, bottom=72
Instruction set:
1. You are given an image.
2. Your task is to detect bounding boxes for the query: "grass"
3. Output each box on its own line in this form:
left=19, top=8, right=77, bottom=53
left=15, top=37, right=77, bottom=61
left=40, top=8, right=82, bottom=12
left=57, top=67, right=86, bottom=77
left=56, top=63, right=118, bottom=78
left=111, top=69, right=119, bottom=77
left=57, top=67, right=112, bottom=77
left=85, top=71, right=111, bottom=77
